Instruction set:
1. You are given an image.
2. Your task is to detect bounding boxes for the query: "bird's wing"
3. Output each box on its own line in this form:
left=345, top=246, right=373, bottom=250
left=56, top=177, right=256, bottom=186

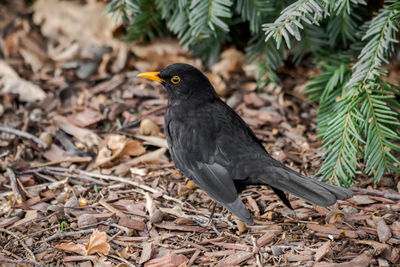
left=166, top=115, right=253, bottom=224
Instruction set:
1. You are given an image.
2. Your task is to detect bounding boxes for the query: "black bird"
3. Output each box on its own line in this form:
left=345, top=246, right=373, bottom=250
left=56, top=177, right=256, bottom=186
left=138, top=63, right=353, bottom=225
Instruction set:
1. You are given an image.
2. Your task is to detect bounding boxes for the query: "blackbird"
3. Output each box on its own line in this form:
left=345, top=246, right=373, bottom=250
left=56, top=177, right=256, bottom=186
left=138, top=63, right=353, bottom=225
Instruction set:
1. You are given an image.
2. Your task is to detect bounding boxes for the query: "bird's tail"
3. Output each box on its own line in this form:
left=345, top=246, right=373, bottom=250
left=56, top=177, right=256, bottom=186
left=257, top=165, right=353, bottom=207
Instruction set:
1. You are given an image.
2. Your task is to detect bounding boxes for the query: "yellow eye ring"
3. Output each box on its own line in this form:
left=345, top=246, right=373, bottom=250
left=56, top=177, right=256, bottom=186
left=171, top=76, right=180, bottom=84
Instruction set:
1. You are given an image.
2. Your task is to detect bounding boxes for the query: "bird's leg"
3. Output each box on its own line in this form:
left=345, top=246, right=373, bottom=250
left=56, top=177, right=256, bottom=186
left=190, top=202, right=218, bottom=227
left=206, top=202, right=217, bottom=223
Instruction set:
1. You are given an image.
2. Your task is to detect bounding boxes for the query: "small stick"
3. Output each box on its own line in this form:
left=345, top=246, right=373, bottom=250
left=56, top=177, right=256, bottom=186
left=44, top=228, right=95, bottom=242
left=0, top=126, right=48, bottom=149
left=6, top=168, right=23, bottom=204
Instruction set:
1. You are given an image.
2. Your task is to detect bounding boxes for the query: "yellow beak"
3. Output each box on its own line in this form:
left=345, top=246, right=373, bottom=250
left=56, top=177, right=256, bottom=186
left=137, top=72, right=164, bottom=82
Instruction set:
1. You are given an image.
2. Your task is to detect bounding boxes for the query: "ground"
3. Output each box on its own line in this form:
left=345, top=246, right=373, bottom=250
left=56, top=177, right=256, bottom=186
left=0, top=1, right=400, bottom=266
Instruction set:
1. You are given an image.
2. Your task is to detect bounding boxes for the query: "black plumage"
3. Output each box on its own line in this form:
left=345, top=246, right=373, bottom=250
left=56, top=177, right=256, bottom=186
left=138, top=63, right=353, bottom=225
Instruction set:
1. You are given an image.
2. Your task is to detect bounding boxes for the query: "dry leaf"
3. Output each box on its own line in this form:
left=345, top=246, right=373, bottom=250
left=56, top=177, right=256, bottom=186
left=95, top=135, right=146, bottom=166
left=325, top=210, right=345, bottom=224
left=185, top=179, right=198, bottom=189
left=86, top=229, right=110, bottom=255
left=19, top=48, right=43, bottom=73
left=207, top=73, right=227, bottom=96
left=68, top=109, right=104, bottom=127
left=0, top=60, right=46, bottom=102
left=33, top=0, right=119, bottom=47
left=55, top=242, right=87, bottom=255
left=234, top=218, right=247, bottom=234
left=144, top=253, right=188, bottom=267
left=139, top=119, right=160, bottom=136
left=211, top=47, right=244, bottom=79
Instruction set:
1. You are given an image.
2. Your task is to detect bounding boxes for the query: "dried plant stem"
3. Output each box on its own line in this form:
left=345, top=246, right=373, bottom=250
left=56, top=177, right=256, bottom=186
left=0, top=126, right=48, bottom=148
left=6, top=168, right=23, bottom=204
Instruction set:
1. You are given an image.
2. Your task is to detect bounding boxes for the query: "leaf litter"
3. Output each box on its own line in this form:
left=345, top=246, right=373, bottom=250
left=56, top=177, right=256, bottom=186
left=0, top=1, right=400, bottom=266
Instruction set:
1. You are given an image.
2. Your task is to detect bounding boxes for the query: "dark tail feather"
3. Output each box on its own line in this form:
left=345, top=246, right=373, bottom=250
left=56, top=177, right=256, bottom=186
left=271, top=186, right=293, bottom=209
left=259, top=167, right=353, bottom=207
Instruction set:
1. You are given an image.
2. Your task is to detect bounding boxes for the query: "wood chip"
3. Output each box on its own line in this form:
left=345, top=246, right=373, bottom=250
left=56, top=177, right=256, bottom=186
left=118, top=217, right=146, bottom=231
left=377, top=218, right=392, bottom=243
left=139, top=242, right=153, bottom=264
left=314, top=241, right=331, bottom=262
left=218, top=251, right=253, bottom=266
left=187, top=249, right=201, bottom=267
left=257, top=231, right=277, bottom=247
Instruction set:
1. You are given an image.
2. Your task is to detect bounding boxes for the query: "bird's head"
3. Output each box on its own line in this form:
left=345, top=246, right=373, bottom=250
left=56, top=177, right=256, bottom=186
left=137, top=63, right=218, bottom=103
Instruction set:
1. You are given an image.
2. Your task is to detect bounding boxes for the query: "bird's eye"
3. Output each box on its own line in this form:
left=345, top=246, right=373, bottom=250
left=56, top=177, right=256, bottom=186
left=171, top=76, right=180, bottom=84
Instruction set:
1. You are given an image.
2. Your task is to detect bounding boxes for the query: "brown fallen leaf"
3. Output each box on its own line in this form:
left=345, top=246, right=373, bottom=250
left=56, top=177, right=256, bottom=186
left=185, top=179, right=198, bottom=189
left=86, top=229, right=110, bottom=255
left=233, top=219, right=247, bottom=234
left=55, top=242, right=87, bottom=255
left=139, top=119, right=160, bottom=136
left=67, top=109, right=105, bottom=127
left=211, top=47, right=244, bottom=79
left=314, top=240, right=331, bottom=262
left=95, top=135, right=146, bottom=167
left=0, top=60, right=46, bottom=102
left=33, top=0, right=119, bottom=47
left=144, top=253, right=188, bottom=267
left=207, top=73, right=227, bottom=96
left=325, top=210, right=345, bottom=224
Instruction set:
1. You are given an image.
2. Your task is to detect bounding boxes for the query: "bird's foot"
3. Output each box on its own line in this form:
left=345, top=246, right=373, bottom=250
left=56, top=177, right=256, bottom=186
left=190, top=215, right=209, bottom=227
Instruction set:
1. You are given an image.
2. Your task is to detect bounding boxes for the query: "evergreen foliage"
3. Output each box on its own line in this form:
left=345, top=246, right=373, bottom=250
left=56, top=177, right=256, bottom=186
left=107, top=0, right=400, bottom=185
